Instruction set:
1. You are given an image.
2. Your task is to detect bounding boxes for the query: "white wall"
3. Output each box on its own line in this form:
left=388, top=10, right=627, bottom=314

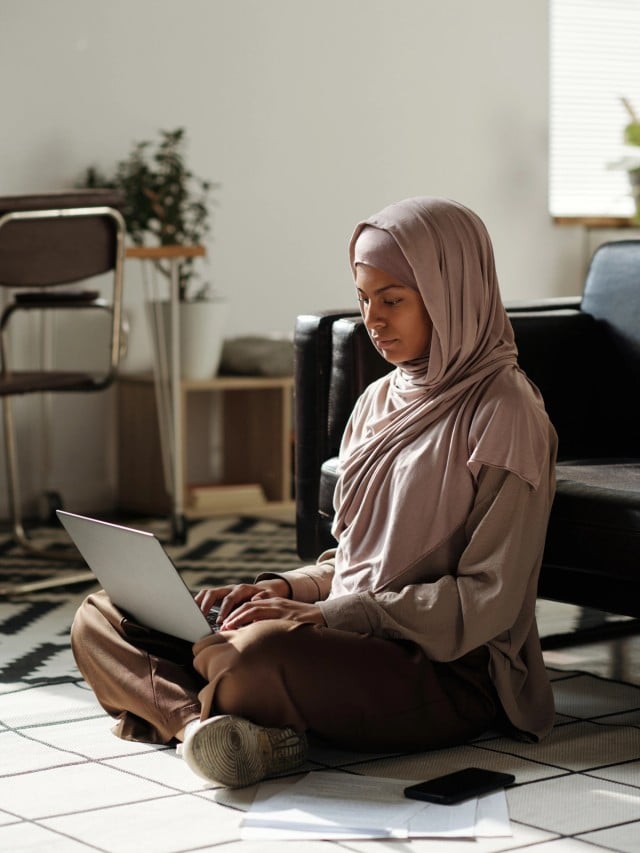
left=0, top=0, right=586, bottom=518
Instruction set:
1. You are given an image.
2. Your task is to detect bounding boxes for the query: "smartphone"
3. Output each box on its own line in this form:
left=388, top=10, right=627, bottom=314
left=403, top=767, right=515, bottom=805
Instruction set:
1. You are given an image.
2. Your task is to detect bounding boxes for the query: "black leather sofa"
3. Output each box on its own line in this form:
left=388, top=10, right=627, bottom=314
left=294, top=240, right=640, bottom=622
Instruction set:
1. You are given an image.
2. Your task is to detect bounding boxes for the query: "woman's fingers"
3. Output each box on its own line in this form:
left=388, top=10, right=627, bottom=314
left=194, top=582, right=288, bottom=621
left=220, top=598, right=325, bottom=630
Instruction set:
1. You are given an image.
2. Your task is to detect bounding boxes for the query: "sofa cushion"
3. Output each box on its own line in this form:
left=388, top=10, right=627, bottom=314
left=319, top=456, right=339, bottom=519
left=544, top=460, right=640, bottom=581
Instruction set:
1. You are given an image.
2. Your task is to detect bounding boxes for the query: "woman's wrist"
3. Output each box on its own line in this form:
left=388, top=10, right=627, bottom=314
left=257, top=577, right=292, bottom=599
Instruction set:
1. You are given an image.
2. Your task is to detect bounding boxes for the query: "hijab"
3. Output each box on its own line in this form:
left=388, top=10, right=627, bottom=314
left=330, top=197, right=553, bottom=595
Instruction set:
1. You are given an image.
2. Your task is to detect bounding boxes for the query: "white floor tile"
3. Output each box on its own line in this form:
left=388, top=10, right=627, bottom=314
left=585, top=758, right=640, bottom=790
left=22, top=715, right=164, bottom=760
left=197, top=840, right=335, bottom=853
left=578, top=820, right=640, bottom=853
left=552, top=672, right=640, bottom=719
left=336, top=824, right=558, bottom=852
left=485, top=720, right=640, bottom=773
left=1, top=681, right=103, bottom=727
left=104, top=749, right=220, bottom=792
left=0, top=729, right=82, bottom=775
left=338, top=743, right=563, bottom=786
left=0, top=821, right=92, bottom=851
left=598, top=707, right=640, bottom=727
left=41, top=793, right=244, bottom=853
left=515, top=839, right=613, bottom=852
left=507, top=773, right=640, bottom=835
left=0, top=762, right=177, bottom=820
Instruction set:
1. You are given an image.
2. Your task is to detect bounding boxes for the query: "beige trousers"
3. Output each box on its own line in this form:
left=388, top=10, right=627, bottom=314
left=71, top=590, right=501, bottom=750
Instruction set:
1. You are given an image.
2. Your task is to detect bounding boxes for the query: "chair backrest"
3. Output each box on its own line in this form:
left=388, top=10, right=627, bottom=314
left=0, top=190, right=124, bottom=287
left=0, top=191, right=126, bottom=388
left=581, top=239, right=640, bottom=367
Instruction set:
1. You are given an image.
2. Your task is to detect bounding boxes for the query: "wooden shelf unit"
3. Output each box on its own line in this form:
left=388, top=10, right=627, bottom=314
left=117, top=373, right=294, bottom=518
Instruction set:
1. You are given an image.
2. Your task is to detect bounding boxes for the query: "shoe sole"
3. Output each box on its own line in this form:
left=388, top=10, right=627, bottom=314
left=183, top=715, right=307, bottom=788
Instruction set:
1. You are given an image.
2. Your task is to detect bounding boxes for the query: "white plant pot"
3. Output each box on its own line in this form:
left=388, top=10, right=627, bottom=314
left=152, top=299, right=229, bottom=380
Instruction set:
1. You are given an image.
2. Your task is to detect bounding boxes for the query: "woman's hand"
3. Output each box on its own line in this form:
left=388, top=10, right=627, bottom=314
left=195, top=578, right=292, bottom=624
left=194, top=579, right=326, bottom=630
left=220, top=597, right=326, bottom=630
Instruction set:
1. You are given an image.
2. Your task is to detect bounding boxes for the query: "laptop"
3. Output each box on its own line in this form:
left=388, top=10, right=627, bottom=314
left=57, top=510, right=219, bottom=643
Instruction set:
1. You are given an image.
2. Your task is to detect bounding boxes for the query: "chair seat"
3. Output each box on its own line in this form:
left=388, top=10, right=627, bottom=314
left=0, top=370, right=99, bottom=396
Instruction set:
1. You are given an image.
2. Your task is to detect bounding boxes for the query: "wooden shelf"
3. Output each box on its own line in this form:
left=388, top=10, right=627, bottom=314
left=117, top=373, right=294, bottom=518
left=553, top=216, right=638, bottom=228
left=125, top=245, right=206, bottom=260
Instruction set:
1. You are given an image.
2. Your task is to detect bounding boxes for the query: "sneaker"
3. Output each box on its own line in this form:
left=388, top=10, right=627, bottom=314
left=182, top=715, right=307, bottom=788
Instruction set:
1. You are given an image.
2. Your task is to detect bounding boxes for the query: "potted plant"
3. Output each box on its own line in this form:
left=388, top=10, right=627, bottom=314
left=621, top=98, right=640, bottom=223
left=608, top=98, right=640, bottom=224
left=82, top=128, right=228, bottom=378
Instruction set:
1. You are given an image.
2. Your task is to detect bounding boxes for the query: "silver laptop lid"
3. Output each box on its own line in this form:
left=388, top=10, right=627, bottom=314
left=57, top=510, right=212, bottom=643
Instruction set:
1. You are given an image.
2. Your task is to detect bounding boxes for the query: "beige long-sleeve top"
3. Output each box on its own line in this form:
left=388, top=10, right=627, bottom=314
left=263, top=464, right=555, bottom=741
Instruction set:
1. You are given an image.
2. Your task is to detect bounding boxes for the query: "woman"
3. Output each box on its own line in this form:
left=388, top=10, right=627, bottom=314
left=71, top=196, right=557, bottom=789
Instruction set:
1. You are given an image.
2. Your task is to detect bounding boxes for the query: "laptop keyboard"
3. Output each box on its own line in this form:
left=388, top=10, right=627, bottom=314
left=206, top=606, right=221, bottom=633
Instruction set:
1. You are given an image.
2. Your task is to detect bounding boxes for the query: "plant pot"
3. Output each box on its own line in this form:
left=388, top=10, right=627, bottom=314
left=150, top=298, right=229, bottom=380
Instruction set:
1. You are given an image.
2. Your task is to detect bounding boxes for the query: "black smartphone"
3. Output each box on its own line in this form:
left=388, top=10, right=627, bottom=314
left=403, top=767, right=515, bottom=805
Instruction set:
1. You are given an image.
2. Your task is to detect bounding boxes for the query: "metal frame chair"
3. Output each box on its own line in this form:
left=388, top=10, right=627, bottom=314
left=0, top=190, right=125, bottom=561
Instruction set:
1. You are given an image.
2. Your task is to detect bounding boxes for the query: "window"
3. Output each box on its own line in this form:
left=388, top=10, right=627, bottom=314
left=550, top=0, right=640, bottom=217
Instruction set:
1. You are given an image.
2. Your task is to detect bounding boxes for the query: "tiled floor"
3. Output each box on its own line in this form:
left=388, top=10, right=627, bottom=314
left=2, top=666, right=640, bottom=851
left=1, top=515, right=639, bottom=852
left=538, top=601, right=640, bottom=688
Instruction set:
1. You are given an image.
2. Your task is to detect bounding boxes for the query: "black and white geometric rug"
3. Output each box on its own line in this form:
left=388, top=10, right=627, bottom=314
left=0, top=514, right=301, bottom=689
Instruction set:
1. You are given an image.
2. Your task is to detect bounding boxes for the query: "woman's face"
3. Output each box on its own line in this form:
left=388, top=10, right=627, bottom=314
left=356, top=264, right=433, bottom=364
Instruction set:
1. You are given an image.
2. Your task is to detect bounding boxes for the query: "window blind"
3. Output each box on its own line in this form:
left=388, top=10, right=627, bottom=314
left=550, top=0, right=640, bottom=217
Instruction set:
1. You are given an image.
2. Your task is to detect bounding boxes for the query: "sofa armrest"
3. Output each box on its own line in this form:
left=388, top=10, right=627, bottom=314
left=295, top=312, right=391, bottom=559
left=328, top=317, right=391, bottom=450
left=294, top=310, right=359, bottom=558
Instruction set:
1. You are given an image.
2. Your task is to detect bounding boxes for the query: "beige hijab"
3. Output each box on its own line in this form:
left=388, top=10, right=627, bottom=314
left=331, top=197, right=552, bottom=595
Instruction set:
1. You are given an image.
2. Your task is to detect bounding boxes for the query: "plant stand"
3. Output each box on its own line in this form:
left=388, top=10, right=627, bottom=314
left=126, top=244, right=205, bottom=543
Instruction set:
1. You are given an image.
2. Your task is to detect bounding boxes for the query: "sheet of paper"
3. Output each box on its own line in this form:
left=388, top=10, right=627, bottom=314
left=407, top=798, right=477, bottom=838
left=474, top=790, right=513, bottom=837
left=241, top=772, right=421, bottom=839
left=407, top=790, right=512, bottom=839
left=240, top=771, right=486, bottom=841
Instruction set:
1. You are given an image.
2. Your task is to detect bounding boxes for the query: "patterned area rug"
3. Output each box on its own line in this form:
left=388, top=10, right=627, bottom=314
left=0, top=514, right=301, bottom=689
